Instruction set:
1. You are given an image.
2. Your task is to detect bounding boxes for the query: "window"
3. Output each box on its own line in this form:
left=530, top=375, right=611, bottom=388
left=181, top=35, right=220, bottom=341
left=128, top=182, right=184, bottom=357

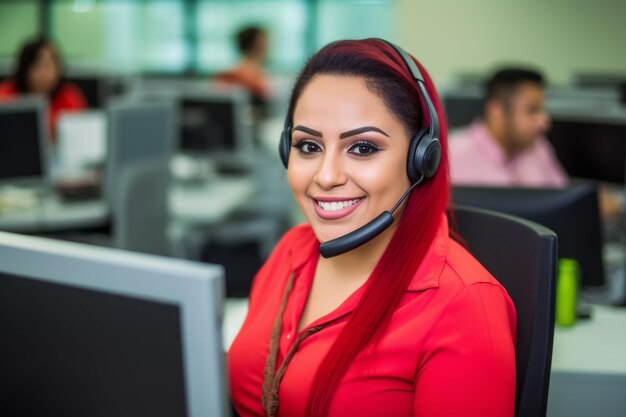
left=0, top=0, right=39, bottom=72
left=1, top=0, right=393, bottom=75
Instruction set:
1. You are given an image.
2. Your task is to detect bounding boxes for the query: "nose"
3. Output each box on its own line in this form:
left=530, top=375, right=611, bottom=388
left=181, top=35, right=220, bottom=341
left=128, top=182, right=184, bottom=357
left=313, top=148, right=348, bottom=190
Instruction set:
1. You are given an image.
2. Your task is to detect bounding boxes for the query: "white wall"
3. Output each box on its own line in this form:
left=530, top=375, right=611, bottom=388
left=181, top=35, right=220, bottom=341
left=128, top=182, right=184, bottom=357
left=394, top=0, right=626, bottom=86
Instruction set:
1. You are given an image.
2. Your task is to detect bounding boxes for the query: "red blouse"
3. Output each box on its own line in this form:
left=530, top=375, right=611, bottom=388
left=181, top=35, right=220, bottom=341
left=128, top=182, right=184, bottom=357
left=214, top=66, right=271, bottom=101
left=0, top=80, right=87, bottom=143
left=228, top=215, right=517, bottom=417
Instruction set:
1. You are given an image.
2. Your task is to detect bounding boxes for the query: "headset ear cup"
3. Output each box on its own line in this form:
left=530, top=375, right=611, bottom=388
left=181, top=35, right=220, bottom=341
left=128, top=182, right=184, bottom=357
left=279, top=129, right=291, bottom=168
left=407, top=128, right=427, bottom=183
left=419, top=137, right=442, bottom=178
left=407, top=129, right=441, bottom=182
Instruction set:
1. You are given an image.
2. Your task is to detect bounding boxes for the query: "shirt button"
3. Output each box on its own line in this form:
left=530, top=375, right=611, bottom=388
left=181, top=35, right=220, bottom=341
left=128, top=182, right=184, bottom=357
left=286, top=334, right=291, bottom=340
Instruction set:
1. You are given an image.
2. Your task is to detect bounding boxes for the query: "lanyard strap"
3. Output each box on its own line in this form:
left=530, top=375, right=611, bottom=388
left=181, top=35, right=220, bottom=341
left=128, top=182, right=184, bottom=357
left=262, top=272, right=325, bottom=417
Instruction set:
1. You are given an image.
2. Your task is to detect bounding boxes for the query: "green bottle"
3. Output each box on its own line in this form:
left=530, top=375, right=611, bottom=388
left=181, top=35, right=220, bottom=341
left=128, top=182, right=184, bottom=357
left=556, top=258, right=579, bottom=327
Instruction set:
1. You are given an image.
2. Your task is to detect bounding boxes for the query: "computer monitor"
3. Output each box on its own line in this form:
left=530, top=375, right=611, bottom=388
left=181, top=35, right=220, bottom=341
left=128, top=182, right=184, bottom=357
left=442, top=89, right=484, bottom=129
left=0, top=231, right=228, bottom=417
left=452, top=181, right=605, bottom=288
left=0, top=98, right=48, bottom=185
left=179, top=89, right=253, bottom=157
left=547, top=114, right=626, bottom=184
left=574, top=72, right=626, bottom=89
left=65, top=75, right=103, bottom=108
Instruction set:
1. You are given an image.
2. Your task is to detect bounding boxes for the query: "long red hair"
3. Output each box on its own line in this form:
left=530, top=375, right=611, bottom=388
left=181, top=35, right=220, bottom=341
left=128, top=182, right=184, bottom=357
left=286, top=39, right=451, bottom=417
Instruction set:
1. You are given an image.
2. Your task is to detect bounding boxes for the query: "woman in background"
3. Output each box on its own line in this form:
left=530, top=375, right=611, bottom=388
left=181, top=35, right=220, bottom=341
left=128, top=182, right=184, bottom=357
left=0, top=37, right=87, bottom=143
left=228, top=38, right=516, bottom=417
left=214, top=26, right=272, bottom=107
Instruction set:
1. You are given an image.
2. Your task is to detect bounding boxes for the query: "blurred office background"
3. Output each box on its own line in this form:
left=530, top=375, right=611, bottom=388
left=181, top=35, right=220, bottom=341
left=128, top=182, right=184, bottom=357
left=3, top=0, right=626, bottom=84
left=2, top=1, right=626, bottom=416
left=2, top=0, right=626, bottom=299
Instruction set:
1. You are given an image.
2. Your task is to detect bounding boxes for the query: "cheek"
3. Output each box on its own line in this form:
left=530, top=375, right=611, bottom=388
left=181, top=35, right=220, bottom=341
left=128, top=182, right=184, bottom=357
left=28, top=69, right=41, bottom=82
left=364, top=149, right=409, bottom=184
left=350, top=156, right=410, bottom=202
left=287, top=164, right=310, bottom=196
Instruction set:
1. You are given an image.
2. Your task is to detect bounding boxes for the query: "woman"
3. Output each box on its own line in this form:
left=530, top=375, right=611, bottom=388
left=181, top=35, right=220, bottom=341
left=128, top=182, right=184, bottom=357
left=228, top=39, right=516, bottom=417
left=0, top=37, right=87, bottom=143
left=214, top=26, right=272, bottom=105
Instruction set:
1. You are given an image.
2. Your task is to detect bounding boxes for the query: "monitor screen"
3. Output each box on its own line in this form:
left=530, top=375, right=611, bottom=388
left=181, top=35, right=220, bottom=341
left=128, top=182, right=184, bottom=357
left=0, top=99, right=47, bottom=183
left=442, top=91, right=484, bottom=129
left=452, top=181, right=605, bottom=288
left=181, top=98, right=236, bottom=152
left=65, top=76, right=102, bottom=108
left=547, top=117, right=626, bottom=184
left=178, top=89, right=253, bottom=157
left=0, top=231, right=228, bottom=417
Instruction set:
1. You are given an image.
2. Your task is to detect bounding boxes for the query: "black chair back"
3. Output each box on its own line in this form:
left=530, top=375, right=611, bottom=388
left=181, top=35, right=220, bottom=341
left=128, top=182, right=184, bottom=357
left=454, top=206, right=557, bottom=417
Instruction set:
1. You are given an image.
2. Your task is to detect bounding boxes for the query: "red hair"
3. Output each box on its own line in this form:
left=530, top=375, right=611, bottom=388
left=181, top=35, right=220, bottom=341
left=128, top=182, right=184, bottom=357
left=287, top=39, right=451, bottom=417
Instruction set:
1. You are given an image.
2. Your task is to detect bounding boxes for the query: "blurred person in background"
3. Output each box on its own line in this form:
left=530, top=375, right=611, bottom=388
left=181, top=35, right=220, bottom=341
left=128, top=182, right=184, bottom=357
left=0, top=37, right=87, bottom=144
left=449, top=67, right=621, bottom=220
left=215, top=26, right=272, bottom=109
left=449, top=67, right=566, bottom=187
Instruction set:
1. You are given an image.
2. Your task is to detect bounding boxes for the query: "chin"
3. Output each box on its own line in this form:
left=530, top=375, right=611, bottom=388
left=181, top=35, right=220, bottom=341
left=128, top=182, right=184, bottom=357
left=313, top=216, right=378, bottom=244
left=310, top=224, right=353, bottom=244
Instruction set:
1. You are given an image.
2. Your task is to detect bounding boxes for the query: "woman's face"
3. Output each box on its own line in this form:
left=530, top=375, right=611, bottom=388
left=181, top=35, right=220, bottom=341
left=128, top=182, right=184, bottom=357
left=28, top=45, right=60, bottom=95
left=288, top=75, right=412, bottom=244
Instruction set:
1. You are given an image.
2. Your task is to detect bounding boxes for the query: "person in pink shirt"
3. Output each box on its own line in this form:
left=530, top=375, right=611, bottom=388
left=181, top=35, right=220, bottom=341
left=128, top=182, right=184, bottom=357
left=449, top=68, right=568, bottom=187
left=449, top=67, right=622, bottom=220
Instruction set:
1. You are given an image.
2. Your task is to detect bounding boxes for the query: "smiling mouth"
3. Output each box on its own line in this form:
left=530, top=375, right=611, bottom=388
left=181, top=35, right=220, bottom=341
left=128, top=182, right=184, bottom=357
left=316, top=198, right=362, bottom=212
left=312, top=197, right=365, bottom=220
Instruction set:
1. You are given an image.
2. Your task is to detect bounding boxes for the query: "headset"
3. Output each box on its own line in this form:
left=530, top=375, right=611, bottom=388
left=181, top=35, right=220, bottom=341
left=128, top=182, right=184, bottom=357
left=279, top=40, right=442, bottom=258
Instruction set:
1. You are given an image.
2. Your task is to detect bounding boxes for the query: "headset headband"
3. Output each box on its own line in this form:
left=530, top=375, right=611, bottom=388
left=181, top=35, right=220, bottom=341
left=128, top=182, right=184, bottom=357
left=381, top=40, right=440, bottom=147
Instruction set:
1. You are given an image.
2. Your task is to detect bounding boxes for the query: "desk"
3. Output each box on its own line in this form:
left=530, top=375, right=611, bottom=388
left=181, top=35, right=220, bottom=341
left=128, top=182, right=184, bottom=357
left=548, top=305, right=626, bottom=417
left=170, top=176, right=254, bottom=226
left=169, top=176, right=256, bottom=258
left=0, top=175, right=254, bottom=237
left=0, top=191, right=109, bottom=234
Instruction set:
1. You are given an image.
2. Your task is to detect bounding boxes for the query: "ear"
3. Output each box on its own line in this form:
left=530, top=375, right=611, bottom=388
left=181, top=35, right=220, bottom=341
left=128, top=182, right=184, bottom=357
left=485, top=99, right=504, bottom=124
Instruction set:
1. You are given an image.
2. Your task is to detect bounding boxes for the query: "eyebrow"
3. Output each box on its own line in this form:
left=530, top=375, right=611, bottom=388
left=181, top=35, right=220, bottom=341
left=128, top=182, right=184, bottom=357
left=292, top=125, right=390, bottom=139
left=339, top=126, right=390, bottom=139
left=292, top=125, right=323, bottom=137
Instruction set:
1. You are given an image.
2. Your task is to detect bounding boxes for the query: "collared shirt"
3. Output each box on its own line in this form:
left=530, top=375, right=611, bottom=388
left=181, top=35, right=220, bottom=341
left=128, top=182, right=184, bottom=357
left=228, top=216, right=517, bottom=417
left=449, top=120, right=568, bottom=187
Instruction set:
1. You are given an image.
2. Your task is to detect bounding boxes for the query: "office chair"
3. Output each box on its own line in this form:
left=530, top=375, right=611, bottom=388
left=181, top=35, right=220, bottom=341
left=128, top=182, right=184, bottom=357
left=65, top=99, right=176, bottom=255
left=453, top=205, right=557, bottom=417
left=114, top=157, right=171, bottom=256
left=105, top=98, right=176, bottom=213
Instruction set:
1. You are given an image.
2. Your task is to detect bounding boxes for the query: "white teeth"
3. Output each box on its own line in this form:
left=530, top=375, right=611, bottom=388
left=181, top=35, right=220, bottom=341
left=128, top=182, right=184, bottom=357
left=317, top=198, right=361, bottom=211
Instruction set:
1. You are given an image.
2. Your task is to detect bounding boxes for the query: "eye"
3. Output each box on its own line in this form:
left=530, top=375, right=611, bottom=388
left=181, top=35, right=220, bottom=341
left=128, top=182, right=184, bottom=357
left=348, top=141, right=380, bottom=156
left=292, top=140, right=323, bottom=154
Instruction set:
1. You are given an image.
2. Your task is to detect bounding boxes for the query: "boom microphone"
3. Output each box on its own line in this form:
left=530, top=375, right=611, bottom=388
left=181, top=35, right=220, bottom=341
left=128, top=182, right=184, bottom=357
left=319, top=177, right=424, bottom=258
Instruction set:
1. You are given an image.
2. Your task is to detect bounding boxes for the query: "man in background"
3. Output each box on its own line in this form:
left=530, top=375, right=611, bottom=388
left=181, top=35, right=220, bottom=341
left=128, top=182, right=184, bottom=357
left=449, top=67, right=567, bottom=187
left=449, top=67, right=621, bottom=219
